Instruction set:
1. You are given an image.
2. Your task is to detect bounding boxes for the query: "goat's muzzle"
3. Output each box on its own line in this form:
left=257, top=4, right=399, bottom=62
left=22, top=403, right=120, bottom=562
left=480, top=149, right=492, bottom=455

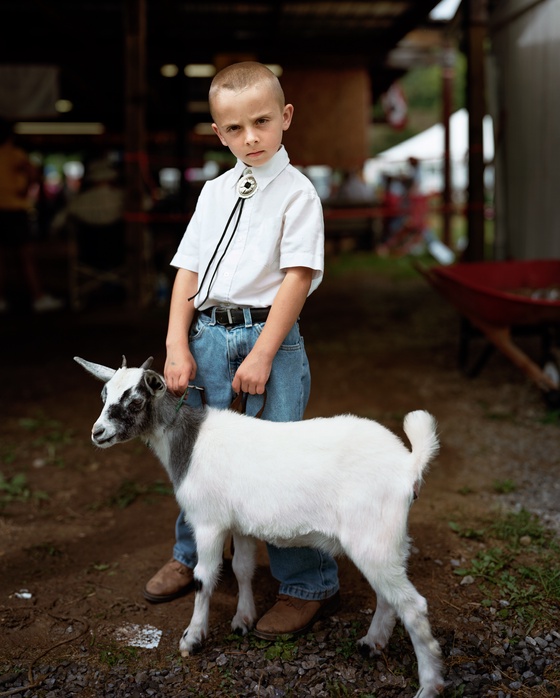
left=91, top=424, right=116, bottom=447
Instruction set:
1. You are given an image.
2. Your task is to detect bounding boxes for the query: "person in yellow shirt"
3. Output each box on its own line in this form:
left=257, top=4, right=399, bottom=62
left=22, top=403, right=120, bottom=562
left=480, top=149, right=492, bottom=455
left=0, top=118, right=62, bottom=312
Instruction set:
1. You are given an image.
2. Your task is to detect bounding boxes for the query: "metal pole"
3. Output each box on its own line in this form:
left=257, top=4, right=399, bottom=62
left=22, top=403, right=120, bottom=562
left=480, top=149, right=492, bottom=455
left=124, top=0, right=147, bottom=306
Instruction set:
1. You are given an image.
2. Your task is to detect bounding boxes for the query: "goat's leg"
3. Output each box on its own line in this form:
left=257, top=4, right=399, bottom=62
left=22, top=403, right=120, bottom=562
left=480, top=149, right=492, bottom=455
left=230, top=534, right=257, bottom=634
left=358, top=592, right=397, bottom=651
left=179, top=527, right=227, bottom=657
left=348, top=552, right=443, bottom=698
left=397, top=587, right=444, bottom=698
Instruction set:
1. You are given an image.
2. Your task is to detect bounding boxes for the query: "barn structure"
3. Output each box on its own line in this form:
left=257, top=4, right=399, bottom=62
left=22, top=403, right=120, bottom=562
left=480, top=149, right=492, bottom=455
left=1, top=1, right=555, bottom=305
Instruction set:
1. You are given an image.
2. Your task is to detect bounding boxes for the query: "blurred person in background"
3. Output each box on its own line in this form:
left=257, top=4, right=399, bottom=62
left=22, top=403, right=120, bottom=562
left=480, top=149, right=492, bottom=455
left=0, top=118, right=63, bottom=313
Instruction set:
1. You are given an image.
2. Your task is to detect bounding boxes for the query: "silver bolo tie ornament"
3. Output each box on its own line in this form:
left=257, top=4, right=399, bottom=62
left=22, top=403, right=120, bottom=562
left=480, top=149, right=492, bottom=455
left=237, top=169, right=258, bottom=198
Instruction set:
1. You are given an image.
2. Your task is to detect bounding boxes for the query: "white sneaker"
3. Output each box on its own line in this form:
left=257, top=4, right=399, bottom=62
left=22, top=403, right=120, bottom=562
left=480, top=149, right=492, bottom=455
left=33, top=294, right=64, bottom=313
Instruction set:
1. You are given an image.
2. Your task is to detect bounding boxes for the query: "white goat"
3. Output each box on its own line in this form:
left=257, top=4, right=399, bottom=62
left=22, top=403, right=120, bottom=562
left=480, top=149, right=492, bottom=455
left=75, top=355, right=444, bottom=697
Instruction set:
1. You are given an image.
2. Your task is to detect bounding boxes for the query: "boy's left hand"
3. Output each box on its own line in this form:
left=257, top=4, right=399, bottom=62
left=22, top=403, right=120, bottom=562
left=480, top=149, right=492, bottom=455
left=232, top=350, right=272, bottom=395
left=231, top=267, right=312, bottom=395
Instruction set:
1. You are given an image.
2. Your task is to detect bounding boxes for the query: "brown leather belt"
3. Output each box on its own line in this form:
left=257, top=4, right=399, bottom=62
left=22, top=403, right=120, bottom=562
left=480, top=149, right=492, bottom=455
left=201, top=306, right=270, bottom=326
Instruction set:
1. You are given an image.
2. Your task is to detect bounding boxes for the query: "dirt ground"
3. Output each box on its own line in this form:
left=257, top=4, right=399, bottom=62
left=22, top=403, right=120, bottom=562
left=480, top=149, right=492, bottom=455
left=1, top=257, right=559, bottom=691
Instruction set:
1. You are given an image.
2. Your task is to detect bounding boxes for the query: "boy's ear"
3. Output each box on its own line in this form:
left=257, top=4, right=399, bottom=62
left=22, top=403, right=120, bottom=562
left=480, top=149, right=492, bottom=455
left=212, top=123, right=228, bottom=146
left=282, top=103, right=294, bottom=131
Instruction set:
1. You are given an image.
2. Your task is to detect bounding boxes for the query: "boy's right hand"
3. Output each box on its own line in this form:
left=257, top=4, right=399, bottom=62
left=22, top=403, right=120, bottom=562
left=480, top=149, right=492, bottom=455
left=164, top=346, right=197, bottom=396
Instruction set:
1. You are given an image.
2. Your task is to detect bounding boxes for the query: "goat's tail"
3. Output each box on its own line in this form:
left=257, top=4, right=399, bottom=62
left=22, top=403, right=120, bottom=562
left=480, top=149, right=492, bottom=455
left=403, top=410, right=439, bottom=484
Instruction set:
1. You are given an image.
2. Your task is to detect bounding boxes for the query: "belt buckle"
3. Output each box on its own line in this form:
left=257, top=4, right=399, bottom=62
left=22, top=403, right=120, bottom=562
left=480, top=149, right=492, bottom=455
left=216, top=306, right=235, bottom=325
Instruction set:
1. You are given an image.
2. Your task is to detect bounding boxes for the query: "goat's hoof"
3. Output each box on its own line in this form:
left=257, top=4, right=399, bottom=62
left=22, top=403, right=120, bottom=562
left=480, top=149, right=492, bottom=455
left=180, top=641, right=202, bottom=657
left=357, top=642, right=373, bottom=659
left=179, top=629, right=204, bottom=657
left=231, top=615, right=255, bottom=636
left=231, top=619, right=254, bottom=636
left=357, top=637, right=383, bottom=659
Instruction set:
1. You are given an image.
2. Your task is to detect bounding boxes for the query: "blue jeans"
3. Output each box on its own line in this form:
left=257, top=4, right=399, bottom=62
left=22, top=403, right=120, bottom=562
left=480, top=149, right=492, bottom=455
left=173, top=308, right=339, bottom=601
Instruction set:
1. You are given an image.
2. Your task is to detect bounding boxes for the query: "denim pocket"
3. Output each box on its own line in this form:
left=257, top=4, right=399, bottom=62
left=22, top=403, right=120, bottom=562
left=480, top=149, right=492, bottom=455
left=256, top=321, right=303, bottom=351
left=189, top=314, right=209, bottom=342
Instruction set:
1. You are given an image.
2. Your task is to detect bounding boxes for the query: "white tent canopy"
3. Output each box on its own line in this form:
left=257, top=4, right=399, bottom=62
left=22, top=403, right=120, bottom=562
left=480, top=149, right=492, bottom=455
left=365, top=109, right=494, bottom=193
left=376, top=108, right=494, bottom=163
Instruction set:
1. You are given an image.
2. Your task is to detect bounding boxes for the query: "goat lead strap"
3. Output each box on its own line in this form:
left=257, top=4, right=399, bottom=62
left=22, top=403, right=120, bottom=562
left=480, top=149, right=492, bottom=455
left=175, top=384, right=206, bottom=412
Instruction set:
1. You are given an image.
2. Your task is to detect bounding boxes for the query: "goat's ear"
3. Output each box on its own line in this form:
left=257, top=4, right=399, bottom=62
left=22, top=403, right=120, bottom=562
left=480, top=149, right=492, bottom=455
left=74, top=356, right=116, bottom=383
left=144, top=370, right=166, bottom=396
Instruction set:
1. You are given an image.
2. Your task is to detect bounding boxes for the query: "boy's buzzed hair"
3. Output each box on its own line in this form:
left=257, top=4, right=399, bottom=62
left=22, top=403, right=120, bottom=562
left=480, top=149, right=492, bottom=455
left=209, top=62, right=285, bottom=116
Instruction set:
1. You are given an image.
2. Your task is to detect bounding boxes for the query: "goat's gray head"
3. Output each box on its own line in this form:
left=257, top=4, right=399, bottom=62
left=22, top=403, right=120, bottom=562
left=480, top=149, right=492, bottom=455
left=74, top=355, right=166, bottom=447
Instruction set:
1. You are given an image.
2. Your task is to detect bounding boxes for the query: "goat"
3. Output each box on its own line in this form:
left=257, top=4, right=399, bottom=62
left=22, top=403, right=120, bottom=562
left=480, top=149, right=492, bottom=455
left=75, top=355, right=444, bottom=698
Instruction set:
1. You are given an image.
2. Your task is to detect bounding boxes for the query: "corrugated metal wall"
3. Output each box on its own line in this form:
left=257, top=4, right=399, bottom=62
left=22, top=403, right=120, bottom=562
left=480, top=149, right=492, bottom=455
left=490, top=0, right=560, bottom=259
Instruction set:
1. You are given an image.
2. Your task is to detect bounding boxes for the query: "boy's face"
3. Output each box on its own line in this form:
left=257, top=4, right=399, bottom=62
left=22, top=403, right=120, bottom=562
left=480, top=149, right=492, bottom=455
left=211, top=82, right=293, bottom=168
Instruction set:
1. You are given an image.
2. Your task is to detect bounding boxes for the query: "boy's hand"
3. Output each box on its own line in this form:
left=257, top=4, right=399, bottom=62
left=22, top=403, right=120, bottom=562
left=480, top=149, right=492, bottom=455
left=231, top=267, right=313, bottom=396
left=164, top=347, right=197, bottom=396
left=232, top=349, right=272, bottom=395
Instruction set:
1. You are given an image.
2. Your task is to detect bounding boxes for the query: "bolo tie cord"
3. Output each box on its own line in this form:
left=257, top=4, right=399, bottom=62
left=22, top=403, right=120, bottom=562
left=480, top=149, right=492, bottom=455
left=187, top=196, right=245, bottom=304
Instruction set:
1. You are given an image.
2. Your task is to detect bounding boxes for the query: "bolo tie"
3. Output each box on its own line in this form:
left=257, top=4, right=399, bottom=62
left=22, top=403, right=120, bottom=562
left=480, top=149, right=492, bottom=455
left=188, top=169, right=259, bottom=304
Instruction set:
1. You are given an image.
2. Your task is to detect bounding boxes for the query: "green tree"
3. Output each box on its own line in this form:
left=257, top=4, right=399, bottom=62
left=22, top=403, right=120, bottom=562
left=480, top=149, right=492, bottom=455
left=371, top=50, right=466, bottom=156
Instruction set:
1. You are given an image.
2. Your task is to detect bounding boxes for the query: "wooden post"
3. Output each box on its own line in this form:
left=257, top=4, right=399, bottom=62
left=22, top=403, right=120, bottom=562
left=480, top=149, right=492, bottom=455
left=441, top=38, right=455, bottom=248
left=124, top=0, right=148, bottom=306
left=464, top=0, right=488, bottom=262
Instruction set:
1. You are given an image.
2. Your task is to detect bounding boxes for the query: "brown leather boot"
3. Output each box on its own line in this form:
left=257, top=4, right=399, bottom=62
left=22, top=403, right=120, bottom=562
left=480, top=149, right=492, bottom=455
left=143, top=559, right=194, bottom=604
left=253, top=592, right=341, bottom=640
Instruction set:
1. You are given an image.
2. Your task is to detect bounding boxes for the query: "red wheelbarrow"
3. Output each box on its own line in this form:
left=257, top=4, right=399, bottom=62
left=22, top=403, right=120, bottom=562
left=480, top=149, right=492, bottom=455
left=418, top=259, right=560, bottom=406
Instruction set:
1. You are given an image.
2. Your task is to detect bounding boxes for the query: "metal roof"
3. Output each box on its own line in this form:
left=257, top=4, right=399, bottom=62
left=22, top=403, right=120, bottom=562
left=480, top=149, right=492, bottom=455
left=0, top=1, right=445, bottom=132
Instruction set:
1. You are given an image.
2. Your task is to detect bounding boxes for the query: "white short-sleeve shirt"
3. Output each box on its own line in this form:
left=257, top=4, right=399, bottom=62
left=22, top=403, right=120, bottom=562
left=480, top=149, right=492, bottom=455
left=171, top=146, right=324, bottom=310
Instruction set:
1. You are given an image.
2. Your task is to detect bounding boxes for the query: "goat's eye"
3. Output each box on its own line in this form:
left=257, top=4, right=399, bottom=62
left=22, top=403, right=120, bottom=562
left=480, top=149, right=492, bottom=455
left=129, top=398, right=144, bottom=412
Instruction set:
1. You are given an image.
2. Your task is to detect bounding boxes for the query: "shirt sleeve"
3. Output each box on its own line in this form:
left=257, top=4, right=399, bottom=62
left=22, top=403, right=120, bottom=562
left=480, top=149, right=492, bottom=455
left=169, top=192, right=204, bottom=272
left=279, top=187, right=324, bottom=292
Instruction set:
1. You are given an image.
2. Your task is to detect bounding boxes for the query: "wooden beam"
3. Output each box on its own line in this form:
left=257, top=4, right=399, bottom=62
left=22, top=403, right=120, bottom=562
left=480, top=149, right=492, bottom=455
left=441, top=38, right=455, bottom=248
left=124, top=0, right=149, bottom=306
left=464, top=0, right=488, bottom=262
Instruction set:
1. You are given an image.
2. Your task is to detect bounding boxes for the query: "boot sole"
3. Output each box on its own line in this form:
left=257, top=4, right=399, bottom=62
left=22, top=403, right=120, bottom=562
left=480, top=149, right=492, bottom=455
left=143, top=582, right=194, bottom=604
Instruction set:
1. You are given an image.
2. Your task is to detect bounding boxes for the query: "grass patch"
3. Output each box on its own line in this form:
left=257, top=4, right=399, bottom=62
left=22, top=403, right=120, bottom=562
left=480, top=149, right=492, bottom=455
left=540, top=409, right=560, bottom=424
left=325, top=680, right=351, bottom=696
left=0, top=472, right=49, bottom=509
left=325, top=251, right=430, bottom=280
left=492, top=479, right=517, bottom=494
left=1, top=447, right=17, bottom=465
left=23, top=417, right=74, bottom=468
left=335, top=620, right=363, bottom=659
left=26, top=542, right=64, bottom=559
left=2, top=414, right=76, bottom=469
left=452, top=509, right=560, bottom=626
left=448, top=521, right=485, bottom=540
left=225, top=632, right=299, bottom=661
left=96, top=641, right=139, bottom=667
left=93, top=479, right=174, bottom=510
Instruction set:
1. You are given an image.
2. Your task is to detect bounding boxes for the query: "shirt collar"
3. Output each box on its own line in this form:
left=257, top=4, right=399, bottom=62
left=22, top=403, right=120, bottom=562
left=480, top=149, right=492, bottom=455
left=231, top=145, right=290, bottom=192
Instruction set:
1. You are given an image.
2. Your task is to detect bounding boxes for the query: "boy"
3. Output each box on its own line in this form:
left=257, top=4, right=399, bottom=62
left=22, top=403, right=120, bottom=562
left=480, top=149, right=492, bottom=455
left=144, top=62, right=340, bottom=639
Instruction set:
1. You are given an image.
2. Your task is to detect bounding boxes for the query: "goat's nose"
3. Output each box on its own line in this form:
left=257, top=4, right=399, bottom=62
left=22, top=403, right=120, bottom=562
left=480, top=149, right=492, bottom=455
left=92, top=424, right=105, bottom=441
